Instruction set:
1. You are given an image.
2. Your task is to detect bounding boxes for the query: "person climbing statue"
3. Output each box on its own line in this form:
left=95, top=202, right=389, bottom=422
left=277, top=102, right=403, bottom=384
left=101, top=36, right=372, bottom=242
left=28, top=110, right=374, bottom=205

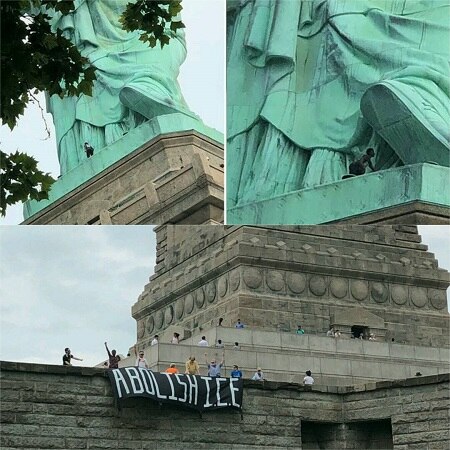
left=348, top=148, right=376, bottom=176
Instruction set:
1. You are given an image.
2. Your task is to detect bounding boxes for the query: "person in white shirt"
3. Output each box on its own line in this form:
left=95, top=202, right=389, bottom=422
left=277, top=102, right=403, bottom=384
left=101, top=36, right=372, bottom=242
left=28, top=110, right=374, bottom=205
left=215, top=339, right=224, bottom=348
left=251, top=368, right=265, bottom=381
left=135, top=348, right=149, bottom=369
left=198, top=336, right=209, bottom=347
left=303, top=370, right=314, bottom=385
left=171, top=332, right=180, bottom=344
left=326, top=326, right=334, bottom=337
left=150, top=335, right=159, bottom=346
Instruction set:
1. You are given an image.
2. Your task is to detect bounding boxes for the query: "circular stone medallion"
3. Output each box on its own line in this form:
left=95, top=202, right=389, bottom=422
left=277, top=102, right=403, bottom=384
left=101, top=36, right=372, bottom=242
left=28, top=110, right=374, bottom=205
left=410, top=287, right=428, bottom=308
left=391, top=285, right=408, bottom=305
left=309, top=275, right=327, bottom=296
left=371, top=282, right=388, bottom=303
left=230, top=269, right=240, bottom=292
left=206, top=282, right=217, bottom=303
left=243, top=267, right=263, bottom=289
left=137, top=320, right=145, bottom=338
left=351, top=280, right=369, bottom=301
left=185, top=293, right=194, bottom=314
left=155, top=309, right=164, bottom=330
left=429, top=289, right=446, bottom=310
left=195, top=288, right=205, bottom=309
left=330, top=278, right=348, bottom=299
left=286, top=272, right=306, bottom=294
left=146, top=316, right=155, bottom=335
left=266, top=270, right=284, bottom=292
left=175, top=297, right=184, bottom=319
left=165, top=305, right=174, bottom=325
left=218, top=276, right=228, bottom=297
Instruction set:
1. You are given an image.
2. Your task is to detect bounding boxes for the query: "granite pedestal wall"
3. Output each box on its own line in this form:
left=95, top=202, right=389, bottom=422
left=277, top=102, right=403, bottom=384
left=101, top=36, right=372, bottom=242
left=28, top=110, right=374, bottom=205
left=1, top=362, right=448, bottom=449
left=132, top=225, right=449, bottom=352
left=23, top=131, right=223, bottom=225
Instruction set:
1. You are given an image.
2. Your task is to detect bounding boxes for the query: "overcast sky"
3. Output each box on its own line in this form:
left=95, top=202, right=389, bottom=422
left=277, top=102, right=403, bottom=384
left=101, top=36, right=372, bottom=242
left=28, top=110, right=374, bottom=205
left=0, top=226, right=448, bottom=367
left=0, top=226, right=156, bottom=366
left=0, top=0, right=225, bottom=225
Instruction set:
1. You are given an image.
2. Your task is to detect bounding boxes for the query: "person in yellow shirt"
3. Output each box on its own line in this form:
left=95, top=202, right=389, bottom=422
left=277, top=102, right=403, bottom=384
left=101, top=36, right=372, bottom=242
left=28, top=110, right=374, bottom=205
left=185, top=356, right=200, bottom=375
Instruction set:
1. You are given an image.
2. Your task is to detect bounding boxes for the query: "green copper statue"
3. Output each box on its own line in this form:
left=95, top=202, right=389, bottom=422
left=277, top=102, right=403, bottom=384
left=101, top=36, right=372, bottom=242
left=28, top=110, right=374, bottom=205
left=47, top=0, right=192, bottom=175
left=227, top=0, right=450, bottom=207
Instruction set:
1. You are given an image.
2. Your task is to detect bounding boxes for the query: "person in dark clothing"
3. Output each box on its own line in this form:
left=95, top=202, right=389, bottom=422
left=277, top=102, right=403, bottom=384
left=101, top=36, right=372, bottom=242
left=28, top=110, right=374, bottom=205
left=349, top=148, right=376, bottom=175
left=84, top=142, right=94, bottom=158
left=104, top=342, right=121, bottom=369
left=62, top=348, right=83, bottom=366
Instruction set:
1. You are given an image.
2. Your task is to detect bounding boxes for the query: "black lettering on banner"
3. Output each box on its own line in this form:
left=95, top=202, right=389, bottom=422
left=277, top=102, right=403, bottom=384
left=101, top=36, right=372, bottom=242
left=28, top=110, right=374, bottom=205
left=108, top=368, right=243, bottom=412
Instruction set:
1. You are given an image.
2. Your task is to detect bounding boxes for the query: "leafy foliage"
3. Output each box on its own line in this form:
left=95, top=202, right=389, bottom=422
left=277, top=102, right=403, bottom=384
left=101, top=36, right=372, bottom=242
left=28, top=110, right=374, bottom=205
left=120, top=0, right=185, bottom=48
left=1, top=0, right=96, bottom=130
left=0, top=150, right=54, bottom=216
left=0, top=0, right=184, bottom=216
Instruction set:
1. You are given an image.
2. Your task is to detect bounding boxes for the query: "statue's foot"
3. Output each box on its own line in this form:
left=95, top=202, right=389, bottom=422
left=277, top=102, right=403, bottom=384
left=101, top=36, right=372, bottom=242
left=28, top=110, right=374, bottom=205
left=361, top=83, right=449, bottom=167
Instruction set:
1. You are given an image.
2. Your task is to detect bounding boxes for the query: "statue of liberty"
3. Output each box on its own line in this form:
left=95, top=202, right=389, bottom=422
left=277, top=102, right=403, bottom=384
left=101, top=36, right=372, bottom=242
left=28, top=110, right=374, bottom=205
left=227, top=0, right=450, bottom=207
left=47, top=0, right=193, bottom=175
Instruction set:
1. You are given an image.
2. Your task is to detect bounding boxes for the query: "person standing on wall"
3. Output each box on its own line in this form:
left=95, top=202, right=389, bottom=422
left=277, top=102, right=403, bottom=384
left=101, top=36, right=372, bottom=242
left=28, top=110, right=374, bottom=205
left=104, top=342, right=120, bottom=369
left=62, top=348, right=83, bottom=366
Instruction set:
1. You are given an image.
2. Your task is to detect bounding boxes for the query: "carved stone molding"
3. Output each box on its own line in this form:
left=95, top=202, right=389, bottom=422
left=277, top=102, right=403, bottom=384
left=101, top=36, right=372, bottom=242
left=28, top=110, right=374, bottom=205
left=309, top=275, right=328, bottom=297
left=391, top=285, right=408, bottom=305
left=330, top=278, right=348, bottom=299
left=218, top=276, right=228, bottom=297
left=185, top=293, right=195, bottom=314
left=371, top=282, right=389, bottom=304
left=165, top=305, right=174, bottom=325
left=266, top=270, right=284, bottom=292
left=411, top=287, right=428, bottom=308
left=230, top=269, right=240, bottom=292
left=146, top=316, right=154, bottom=335
left=429, top=288, right=446, bottom=310
left=195, top=288, right=205, bottom=309
left=351, top=280, right=369, bottom=301
left=206, top=282, right=216, bottom=303
left=155, top=309, right=164, bottom=330
left=286, top=272, right=306, bottom=294
left=175, top=297, right=184, bottom=319
left=243, top=267, right=263, bottom=289
left=138, top=320, right=145, bottom=338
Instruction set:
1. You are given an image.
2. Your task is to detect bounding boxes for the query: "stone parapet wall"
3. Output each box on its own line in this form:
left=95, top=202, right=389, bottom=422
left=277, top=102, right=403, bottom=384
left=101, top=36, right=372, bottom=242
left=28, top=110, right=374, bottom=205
left=121, top=331, right=449, bottom=385
left=1, top=361, right=448, bottom=449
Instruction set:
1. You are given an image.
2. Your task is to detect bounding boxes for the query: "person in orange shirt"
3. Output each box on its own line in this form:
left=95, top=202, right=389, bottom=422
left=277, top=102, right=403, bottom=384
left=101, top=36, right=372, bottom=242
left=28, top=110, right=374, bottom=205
left=165, top=363, right=179, bottom=374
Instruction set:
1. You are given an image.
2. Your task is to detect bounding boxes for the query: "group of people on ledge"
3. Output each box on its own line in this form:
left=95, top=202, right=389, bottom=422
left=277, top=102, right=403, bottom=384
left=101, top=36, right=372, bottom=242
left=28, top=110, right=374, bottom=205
left=326, top=326, right=377, bottom=340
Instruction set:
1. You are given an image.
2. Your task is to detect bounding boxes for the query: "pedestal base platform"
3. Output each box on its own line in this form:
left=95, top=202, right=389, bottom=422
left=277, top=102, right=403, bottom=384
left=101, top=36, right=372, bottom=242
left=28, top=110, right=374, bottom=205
left=23, top=116, right=223, bottom=225
left=227, top=163, right=450, bottom=225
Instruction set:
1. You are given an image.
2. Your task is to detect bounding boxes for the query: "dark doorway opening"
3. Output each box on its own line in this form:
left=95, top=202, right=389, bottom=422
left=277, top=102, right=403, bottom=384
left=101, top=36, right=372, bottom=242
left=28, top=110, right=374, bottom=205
left=301, top=420, right=393, bottom=449
left=351, top=325, right=368, bottom=339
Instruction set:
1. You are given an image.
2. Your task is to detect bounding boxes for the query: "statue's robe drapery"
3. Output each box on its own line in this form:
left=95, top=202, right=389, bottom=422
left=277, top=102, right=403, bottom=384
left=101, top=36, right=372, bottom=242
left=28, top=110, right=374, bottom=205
left=48, top=0, right=191, bottom=174
left=227, top=0, right=450, bottom=207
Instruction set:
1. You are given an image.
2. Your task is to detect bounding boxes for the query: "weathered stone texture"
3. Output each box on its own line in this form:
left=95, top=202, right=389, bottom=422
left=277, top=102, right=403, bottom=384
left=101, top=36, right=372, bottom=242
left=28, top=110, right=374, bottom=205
left=1, top=362, right=448, bottom=449
left=24, top=132, right=223, bottom=225
left=133, top=225, right=449, bottom=351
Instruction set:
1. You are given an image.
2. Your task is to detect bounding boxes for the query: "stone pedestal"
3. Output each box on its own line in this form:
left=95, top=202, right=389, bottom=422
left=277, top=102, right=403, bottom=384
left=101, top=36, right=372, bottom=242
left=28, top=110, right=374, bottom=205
left=227, top=164, right=450, bottom=225
left=23, top=130, right=223, bottom=225
left=131, top=225, right=449, bottom=384
left=133, top=225, right=449, bottom=346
